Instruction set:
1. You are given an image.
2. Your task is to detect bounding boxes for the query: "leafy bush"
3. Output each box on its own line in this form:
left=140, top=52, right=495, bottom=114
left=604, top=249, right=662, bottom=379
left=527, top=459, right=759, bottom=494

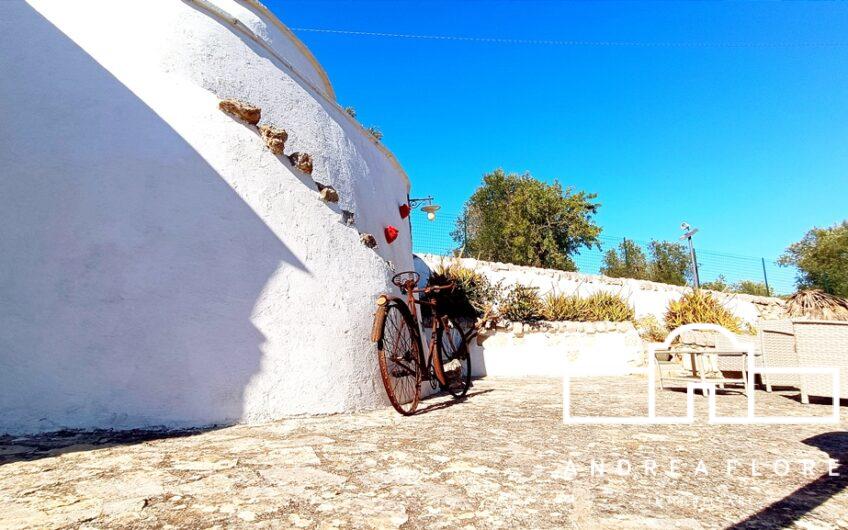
left=343, top=106, right=357, bottom=118
left=502, top=284, right=543, bottom=323
left=702, top=275, right=770, bottom=296
left=664, top=290, right=743, bottom=334
left=733, top=280, right=770, bottom=297
left=779, top=220, right=848, bottom=296
left=600, top=239, right=649, bottom=280
left=634, top=315, right=668, bottom=342
left=599, top=239, right=692, bottom=286
left=451, top=169, right=601, bottom=271
left=427, top=260, right=500, bottom=320
left=701, top=275, right=730, bottom=292
left=647, top=240, right=691, bottom=286
left=542, top=291, right=634, bottom=322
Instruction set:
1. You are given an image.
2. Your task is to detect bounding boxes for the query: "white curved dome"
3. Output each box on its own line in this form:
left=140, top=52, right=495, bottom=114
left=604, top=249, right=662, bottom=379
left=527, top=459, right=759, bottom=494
left=0, top=0, right=413, bottom=433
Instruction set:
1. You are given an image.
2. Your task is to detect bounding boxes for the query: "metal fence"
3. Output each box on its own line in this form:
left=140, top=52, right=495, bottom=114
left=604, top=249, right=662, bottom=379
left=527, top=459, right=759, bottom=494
left=409, top=209, right=799, bottom=295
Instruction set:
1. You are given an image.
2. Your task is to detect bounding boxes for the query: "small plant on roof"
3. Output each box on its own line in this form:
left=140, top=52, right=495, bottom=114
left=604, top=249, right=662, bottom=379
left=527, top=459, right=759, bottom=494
left=343, top=106, right=357, bottom=118
left=366, top=126, right=383, bottom=141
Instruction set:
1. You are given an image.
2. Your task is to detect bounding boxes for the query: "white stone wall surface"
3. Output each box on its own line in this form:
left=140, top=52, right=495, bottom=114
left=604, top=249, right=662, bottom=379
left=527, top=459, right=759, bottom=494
left=471, top=322, right=646, bottom=378
left=0, top=0, right=413, bottom=434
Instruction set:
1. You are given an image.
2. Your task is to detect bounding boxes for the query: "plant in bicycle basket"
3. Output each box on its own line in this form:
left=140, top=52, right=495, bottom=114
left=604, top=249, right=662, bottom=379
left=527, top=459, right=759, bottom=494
left=426, top=260, right=501, bottom=322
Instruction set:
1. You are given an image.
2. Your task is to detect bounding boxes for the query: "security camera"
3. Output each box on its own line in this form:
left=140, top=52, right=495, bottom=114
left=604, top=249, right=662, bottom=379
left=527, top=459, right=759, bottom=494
left=681, top=222, right=691, bottom=232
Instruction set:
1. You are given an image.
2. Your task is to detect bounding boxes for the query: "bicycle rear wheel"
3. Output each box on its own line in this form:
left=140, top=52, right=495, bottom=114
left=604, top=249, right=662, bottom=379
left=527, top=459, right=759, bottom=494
left=436, top=317, right=472, bottom=398
left=377, top=300, right=422, bottom=415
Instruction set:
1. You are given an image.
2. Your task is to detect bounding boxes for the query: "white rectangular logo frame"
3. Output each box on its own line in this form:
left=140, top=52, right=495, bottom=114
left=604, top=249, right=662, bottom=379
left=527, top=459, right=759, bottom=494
left=562, top=323, right=840, bottom=425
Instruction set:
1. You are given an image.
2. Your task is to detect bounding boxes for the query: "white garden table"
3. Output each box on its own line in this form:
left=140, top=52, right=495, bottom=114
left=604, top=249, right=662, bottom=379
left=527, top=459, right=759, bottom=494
left=655, top=348, right=761, bottom=396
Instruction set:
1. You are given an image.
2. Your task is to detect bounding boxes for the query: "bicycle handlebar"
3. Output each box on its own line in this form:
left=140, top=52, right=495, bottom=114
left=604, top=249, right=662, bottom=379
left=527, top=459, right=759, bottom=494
left=415, top=282, right=456, bottom=295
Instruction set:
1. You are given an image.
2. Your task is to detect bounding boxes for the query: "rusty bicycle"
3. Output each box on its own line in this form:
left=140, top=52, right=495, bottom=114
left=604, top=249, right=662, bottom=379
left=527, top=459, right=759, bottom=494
left=371, top=271, right=473, bottom=415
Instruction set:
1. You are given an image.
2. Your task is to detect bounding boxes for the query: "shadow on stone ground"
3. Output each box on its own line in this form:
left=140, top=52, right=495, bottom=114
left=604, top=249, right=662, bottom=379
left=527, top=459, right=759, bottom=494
left=0, top=387, right=488, bottom=466
left=416, top=388, right=495, bottom=415
left=0, top=427, right=226, bottom=467
left=728, top=431, right=848, bottom=529
left=1, top=377, right=847, bottom=529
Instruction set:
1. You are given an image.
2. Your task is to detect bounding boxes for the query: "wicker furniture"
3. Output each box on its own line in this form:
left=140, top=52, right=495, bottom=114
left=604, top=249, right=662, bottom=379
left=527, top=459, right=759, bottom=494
left=793, top=320, right=848, bottom=403
left=757, top=319, right=800, bottom=393
left=714, top=331, right=761, bottom=389
left=655, top=348, right=757, bottom=395
left=653, top=324, right=757, bottom=396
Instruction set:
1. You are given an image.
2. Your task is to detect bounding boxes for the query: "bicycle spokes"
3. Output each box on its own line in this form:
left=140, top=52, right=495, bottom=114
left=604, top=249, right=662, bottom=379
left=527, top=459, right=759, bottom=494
left=437, top=318, right=472, bottom=397
left=377, top=302, right=422, bottom=415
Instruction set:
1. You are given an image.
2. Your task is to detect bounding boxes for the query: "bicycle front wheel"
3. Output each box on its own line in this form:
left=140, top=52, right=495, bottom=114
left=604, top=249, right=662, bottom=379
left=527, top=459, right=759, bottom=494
left=377, top=300, right=422, bottom=415
left=436, top=317, right=472, bottom=398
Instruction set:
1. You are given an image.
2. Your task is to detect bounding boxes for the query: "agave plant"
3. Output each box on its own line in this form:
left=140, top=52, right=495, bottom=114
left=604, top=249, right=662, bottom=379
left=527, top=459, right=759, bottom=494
left=502, top=284, right=543, bottom=323
left=665, top=289, right=743, bottom=333
left=542, top=292, right=589, bottom=321
left=542, top=290, right=634, bottom=322
left=583, top=291, right=635, bottom=322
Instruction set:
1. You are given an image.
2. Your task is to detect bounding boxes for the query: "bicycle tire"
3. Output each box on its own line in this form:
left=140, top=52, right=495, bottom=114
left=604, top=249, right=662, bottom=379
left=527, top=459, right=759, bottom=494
left=376, top=300, right=423, bottom=415
left=435, top=317, right=472, bottom=398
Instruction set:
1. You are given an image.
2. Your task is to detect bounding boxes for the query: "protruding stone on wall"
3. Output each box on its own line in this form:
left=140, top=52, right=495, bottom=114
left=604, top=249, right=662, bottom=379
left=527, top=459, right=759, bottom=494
left=258, top=125, right=287, bottom=155
left=341, top=210, right=355, bottom=226
left=218, top=99, right=261, bottom=125
left=289, top=152, right=313, bottom=174
left=318, top=185, right=339, bottom=203
left=360, top=233, right=377, bottom=248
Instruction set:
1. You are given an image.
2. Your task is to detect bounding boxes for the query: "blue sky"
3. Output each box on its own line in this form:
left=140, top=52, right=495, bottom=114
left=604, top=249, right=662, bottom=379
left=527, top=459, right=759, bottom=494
left=274, top=0, right=847, bottom=262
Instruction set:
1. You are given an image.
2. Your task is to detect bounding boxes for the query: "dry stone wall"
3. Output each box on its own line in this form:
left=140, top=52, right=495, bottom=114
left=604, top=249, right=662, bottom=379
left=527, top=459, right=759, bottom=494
left=418, top=255, right=786, bottom=327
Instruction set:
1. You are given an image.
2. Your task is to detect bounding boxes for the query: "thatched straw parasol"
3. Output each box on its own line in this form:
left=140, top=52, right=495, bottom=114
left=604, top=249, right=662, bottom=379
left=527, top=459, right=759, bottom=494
left=786, top=289, right=848, bottom=321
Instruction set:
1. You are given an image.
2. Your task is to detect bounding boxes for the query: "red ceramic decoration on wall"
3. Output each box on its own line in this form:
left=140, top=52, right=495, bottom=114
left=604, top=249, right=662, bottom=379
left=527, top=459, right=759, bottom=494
left=398, top=203, right=411, bottom=219
left=384, top=225, right=399, bottom=244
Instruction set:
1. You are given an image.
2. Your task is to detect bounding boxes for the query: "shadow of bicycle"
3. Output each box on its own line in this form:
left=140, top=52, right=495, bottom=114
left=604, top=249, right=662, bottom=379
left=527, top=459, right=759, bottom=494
left=416, top=387, right=495, bottom=415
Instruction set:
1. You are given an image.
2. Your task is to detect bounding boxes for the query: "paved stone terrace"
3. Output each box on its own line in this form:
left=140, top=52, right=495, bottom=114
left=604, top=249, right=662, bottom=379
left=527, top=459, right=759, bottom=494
left=2, top=377, right=847, bottom=529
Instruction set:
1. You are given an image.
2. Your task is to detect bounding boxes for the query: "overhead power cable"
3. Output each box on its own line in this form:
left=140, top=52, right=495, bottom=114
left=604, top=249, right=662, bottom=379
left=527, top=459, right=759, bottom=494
left=290, top=27, right=848, bottom=48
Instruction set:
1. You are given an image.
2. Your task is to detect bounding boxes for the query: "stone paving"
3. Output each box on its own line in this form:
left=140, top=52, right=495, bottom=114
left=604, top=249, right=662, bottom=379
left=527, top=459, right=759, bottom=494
left=1, top=377, right=847, bottom=529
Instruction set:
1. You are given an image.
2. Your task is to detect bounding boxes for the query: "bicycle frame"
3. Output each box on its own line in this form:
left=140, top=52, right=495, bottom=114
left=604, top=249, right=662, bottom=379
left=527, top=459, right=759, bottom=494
left=373, top=279, right=452, bottom=387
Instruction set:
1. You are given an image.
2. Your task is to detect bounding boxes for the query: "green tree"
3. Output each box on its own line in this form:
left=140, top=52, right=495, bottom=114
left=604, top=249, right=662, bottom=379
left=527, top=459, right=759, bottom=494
left=702, top=276, right=770, bottom=296
left=647, top=240, right=691, bottom=286
left=600, top=239, right=649, bottom=280
left=452, top=169, right=601, bottom=271
left=732, top=280, right=771, bottom=296
left=702, top=274, right=730, bottom=292
left=778, top=221, right=848, bottom=296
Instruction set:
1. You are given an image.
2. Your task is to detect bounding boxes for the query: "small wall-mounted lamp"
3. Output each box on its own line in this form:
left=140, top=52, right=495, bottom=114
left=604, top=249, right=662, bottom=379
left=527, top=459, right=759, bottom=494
left=409, top=196, right=441, bottom=221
